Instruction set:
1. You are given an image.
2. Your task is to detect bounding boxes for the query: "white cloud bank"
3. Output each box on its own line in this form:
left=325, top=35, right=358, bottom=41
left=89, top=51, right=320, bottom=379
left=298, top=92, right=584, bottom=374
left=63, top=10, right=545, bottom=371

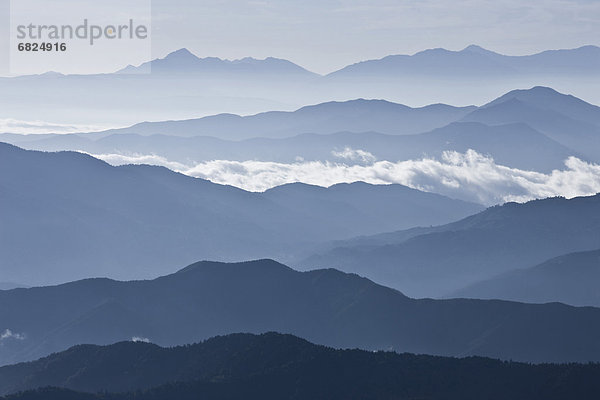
left=331, top=147, right=377, bottom=164
left=89, top=149, right=600, bottom=205
left=131, top=336, right=151, bottom=343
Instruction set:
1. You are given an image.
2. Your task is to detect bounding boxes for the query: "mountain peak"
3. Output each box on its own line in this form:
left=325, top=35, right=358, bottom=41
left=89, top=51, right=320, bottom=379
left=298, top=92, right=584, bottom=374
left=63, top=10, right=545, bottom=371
left=461, top=44, right=499, bottom=56
left=483, top=86, right=588, bottom=110
left=463, top=44, right=485, bottom=51
left=164, top=48, right=199, bottom=60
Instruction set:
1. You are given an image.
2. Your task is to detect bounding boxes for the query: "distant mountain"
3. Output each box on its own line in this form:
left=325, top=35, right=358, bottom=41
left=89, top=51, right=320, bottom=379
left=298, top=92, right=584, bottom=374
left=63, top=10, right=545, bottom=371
left=462, top=86, right=600, bottom=159
left=303, top=194, right=600, bottom=298
left=328, top=45, right=600, bottom=78
left=450, top=249, right=600, bottom=307
left=2, top=333, right=600, bottom=400
left=84, top=99, right=476, bottom=139
left=483, top=86, right=600, bottom=127
left=0, top=143, right=482, bottom=285
left=2, top=260, right=600, bottom=367
left=118, top=48, right=319, bottom=77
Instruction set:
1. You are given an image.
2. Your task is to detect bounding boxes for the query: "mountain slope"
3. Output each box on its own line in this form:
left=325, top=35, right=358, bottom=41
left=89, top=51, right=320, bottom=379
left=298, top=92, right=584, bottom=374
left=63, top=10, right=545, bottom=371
left=1, top=260, right=600, bottom=366
left=450, top=249, right=600, bottom=306
left=1, top=333, right=600, bottom=400
left=303, top=194, right=600, bottom=297
left=0, top=143, right=482, bottom=285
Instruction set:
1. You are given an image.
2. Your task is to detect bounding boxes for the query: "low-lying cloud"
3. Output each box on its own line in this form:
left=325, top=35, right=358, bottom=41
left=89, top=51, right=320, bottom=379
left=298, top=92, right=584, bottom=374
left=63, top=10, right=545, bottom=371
left=1, top=329, right=25, bottom=342
left=331, top=147, right=377, bottom=164
left=89, top=149, right=600, bottom=205
left=0, top=118, right=113, bottom=134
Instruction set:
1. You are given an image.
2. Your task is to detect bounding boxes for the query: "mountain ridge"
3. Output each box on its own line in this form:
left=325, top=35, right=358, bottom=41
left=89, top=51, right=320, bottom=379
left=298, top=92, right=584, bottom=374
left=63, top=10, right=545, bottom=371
left=117, top=48, right=319, bottom=77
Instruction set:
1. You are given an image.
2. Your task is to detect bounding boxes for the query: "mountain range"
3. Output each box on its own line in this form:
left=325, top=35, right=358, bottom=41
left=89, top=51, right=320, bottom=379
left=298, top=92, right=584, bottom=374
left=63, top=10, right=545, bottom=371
left=328, top=45, right=600, bottom=78
left=2, top=87, right=598, bottom=175
left=450, top=249, right=600, bottom=307
left=2, top=98, right=476, bottom=140
left=2, top=259, right=600, bottom=367
left=117, top=48, right=318, bottom=77
left=1, top=332, right=600, bottom=400
left=303, top=194, right=600, bottom=298
left=0, top=142, right=482, bottom=285
left=123, top=45, right=600, bottom=78
left=0, top=46, right=598, bottom=126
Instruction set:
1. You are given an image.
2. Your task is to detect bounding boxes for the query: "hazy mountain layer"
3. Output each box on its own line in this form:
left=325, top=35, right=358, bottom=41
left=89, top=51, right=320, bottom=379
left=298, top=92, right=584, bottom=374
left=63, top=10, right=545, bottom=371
left=450, top=249, right=600, bottom=307
left=328, top=45, right=600, bottom=78
left=71, top=99, right=477, bottom=140
left=0, top=143, right=482, bottom=285
left=463, top=87, right=600, bottom=159
left=303, top=194, right=600, bottom=297
left=0, top=47, right=598, bottom=127
left=2, top=122, right=577, bottom=173
left=2, top=87, right=597, bottom=176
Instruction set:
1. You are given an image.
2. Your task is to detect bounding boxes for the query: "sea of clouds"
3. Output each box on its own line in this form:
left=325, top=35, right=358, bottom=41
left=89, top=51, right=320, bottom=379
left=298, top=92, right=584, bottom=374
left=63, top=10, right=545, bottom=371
left=89, top=148, right=600, bottom=205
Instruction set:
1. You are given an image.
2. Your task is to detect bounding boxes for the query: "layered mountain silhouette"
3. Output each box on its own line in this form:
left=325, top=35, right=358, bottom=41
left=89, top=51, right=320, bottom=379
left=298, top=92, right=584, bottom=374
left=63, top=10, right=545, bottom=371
left=0, top=46, right=598, bottom=128
left=81, top=99, right=476, bottom=139
left=462, top=87, right=600, bottom=159
left=0, top=143, right=482, bottom=285
left=2, top=260, right=600, bottom=367
left=2, top=87, right=597, bottom=175
left=450, top=249, right=600, bottom=307
left=3, top=121, right=576, bottom=173
left=2, top=333, right=600, bottom=400
left=304, top=194, right=600, bottom=298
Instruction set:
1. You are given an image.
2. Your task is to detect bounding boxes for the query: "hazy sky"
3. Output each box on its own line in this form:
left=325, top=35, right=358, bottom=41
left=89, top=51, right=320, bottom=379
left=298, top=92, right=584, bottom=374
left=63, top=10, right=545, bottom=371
left=1, top=0, right=599, bottom=74
left=149, top=0, right=600, bottom=73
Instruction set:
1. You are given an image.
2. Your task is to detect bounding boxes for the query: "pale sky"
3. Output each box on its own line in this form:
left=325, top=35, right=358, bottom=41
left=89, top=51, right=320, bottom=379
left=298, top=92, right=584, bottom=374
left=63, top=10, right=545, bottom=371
left=149, top=0, right=600, bottom=74
left=1, top=0, right=599, bottom=75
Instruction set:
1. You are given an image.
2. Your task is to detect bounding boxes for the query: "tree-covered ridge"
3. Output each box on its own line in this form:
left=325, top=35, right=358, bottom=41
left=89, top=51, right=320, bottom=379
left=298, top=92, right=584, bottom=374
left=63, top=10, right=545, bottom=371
left=2, top=332, right=600, bottom=400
